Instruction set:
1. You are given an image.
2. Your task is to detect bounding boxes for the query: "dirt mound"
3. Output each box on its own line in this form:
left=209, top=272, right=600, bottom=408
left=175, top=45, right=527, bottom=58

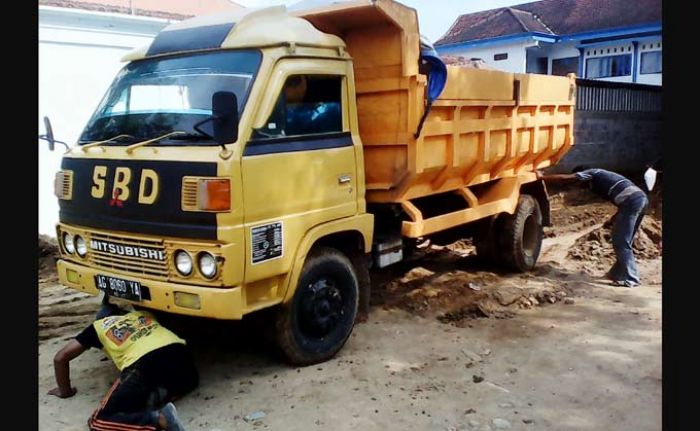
left=39, top=234, right=58, bottom=257
left=546, top=203, right=614, bottom=238
left=39, top=234, right=59, bottom=284
left=371, top=245, right=571, bottom=326
left=440, top=55, right=493, bottom=69
left=567, top=217, right=662, bottom=266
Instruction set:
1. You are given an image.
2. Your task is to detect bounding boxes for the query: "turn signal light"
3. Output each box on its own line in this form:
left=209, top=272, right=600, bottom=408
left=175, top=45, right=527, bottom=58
left=198, top=179, right=230, bottom=211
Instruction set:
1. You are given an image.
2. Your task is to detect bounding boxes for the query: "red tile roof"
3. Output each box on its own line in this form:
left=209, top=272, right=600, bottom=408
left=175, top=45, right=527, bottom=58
left=436, top=0, right=661, bottom=46
left=40, top=0, right=243, bottom=21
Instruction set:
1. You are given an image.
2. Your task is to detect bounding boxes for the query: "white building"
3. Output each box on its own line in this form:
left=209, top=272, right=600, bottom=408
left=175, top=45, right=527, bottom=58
left=38, top=0, right=243, bottom=236
left=435, top=0, right=662, bottom=86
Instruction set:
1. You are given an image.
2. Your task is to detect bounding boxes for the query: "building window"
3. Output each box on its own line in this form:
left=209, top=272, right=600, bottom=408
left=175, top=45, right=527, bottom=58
left=640, top=51, right=662, bottom=74
left=552, top=57, right=579, bottom=76
left=585, top=54, right=632, bottom=78
left=494, top=53, right=508, bottom=61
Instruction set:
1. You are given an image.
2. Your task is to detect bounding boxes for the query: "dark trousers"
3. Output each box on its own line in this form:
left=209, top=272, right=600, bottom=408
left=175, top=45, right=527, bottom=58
left=88, top=346, right=198, bottom=431
left=609, top=192, right=649, bottom=285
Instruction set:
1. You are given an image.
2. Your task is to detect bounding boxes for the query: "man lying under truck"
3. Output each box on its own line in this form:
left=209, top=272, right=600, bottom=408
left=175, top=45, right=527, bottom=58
left=48, top=298, right=198, bottom=431
left=536, top=166, right=649, bottom=287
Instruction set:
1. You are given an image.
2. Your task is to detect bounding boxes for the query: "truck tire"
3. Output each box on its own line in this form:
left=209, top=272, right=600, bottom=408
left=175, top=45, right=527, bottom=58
left=275, top=246, right=359, bottom=366
left=498, top=194, right=543, bottom=272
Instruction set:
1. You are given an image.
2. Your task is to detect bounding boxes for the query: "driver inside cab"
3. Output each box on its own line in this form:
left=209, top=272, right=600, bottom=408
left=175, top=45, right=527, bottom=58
left=255, top=75, right=341, bottom=138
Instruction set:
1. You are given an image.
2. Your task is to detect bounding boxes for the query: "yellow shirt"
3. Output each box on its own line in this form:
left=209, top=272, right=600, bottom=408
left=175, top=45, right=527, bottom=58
left=93, top=311, right=185, bottom=371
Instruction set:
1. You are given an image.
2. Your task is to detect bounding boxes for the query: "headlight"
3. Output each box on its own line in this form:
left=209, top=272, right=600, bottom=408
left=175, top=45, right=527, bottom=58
left=198, top=252, right=218, bottom=279
left=63, top=233, right=75, bottom=254
left=174, top=250, right=193, bottom=276
left=75, top=235, right=87, bottom=257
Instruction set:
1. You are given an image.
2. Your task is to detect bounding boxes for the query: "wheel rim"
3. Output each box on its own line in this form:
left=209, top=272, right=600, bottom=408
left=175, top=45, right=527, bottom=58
left=298, top=277, right=344, bottom=338
left=522, top=214, right=540, bottom=257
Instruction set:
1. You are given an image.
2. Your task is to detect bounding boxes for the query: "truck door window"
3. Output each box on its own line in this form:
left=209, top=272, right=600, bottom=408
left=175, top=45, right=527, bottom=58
left=252, top=75, right=342, bottom=140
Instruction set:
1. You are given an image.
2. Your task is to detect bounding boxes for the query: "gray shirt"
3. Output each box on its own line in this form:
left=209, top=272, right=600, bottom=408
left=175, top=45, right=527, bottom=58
left=574, top=168, right=644, bottom=205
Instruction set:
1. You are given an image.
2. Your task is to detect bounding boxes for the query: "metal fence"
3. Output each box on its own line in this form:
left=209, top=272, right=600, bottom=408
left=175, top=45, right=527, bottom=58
left=576, top=79, right=662, bottom=113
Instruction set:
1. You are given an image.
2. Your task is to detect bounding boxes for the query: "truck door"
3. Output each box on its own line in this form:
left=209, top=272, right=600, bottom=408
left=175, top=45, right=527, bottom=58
left=241, top=60, right=358, bottom=285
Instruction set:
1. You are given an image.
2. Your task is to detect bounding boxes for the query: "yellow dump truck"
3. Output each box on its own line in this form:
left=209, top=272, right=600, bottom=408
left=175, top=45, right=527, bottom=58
left=43, top=0, right=574, bottom=365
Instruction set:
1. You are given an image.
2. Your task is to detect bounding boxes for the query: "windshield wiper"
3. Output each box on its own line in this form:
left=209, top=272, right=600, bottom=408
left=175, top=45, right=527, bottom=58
left=167, top=132, right=213, bottom=141
left=125, top=131, right=188, bottom=154
left=79, top=134, right=136, bottom=152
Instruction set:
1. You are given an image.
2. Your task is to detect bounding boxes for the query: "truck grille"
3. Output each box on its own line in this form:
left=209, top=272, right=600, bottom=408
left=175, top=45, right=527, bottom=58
left=87, top=232, right=170, bottom=279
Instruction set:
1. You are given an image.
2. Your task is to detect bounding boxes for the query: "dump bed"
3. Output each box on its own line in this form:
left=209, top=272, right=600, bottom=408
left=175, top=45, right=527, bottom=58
left=296, top=0, right=575, bottom=203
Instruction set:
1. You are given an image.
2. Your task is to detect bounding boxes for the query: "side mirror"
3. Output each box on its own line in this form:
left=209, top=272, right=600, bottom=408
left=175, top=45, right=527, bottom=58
left=212, top=91, right=239, bottom=146
left=43, top=116, right=55, bottom=151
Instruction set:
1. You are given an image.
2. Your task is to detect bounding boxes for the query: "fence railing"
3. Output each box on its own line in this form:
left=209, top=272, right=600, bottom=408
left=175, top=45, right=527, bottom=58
left=575, top=78, right=662, bottom=113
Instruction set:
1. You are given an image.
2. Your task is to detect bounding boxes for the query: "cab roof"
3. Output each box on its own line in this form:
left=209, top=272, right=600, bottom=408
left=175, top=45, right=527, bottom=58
left=123, top=5, right=346, bottom=62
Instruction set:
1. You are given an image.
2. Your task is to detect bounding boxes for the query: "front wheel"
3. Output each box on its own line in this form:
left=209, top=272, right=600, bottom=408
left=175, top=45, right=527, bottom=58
left=274, top=246, right=359, bottom=366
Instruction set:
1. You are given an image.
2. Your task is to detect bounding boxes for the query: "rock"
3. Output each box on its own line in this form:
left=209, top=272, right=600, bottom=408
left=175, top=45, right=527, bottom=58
left=493, top=287, right=523, bottom=306
left=465, top=408, right=476, bottom=414
left=498, top=402, right=514, bottom=408
left=564, top=299, right=575, bottom=305
left=523, top=418, right=534, bottom=424
left=472, top=374, right=484, bottom=383
left=468, top=282, right=481, bottom=291
left=481, top=348, right=491, bottom=356
left=492, top=418, right=511, bottom=429
left=400, top=267, right=435, bottom=282
left=477, top=297, right=503, bottom=316
left=507, top=368, right=518, bottom=373
left=243, top=411, right=266, bottom=422
left=461, top=349, right=482, bottom=362
left=468, top=419, right=480, bottom=428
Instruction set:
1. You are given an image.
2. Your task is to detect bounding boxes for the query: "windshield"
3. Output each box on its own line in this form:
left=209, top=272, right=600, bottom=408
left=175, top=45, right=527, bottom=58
left=79, top=50, right=262, bottom=146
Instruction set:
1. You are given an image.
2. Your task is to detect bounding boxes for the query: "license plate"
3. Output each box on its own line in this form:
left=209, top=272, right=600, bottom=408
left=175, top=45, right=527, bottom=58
left=95, top=275, right=142, bottom=301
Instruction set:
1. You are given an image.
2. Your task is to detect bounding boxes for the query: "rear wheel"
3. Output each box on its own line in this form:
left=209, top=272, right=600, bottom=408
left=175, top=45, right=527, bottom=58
left=275, top=246, right=359, bottom=366
left=498, top=195, right=543, bottom=272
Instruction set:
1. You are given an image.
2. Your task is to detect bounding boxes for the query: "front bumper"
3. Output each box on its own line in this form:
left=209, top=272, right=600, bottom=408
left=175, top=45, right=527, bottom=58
left=57, top=259, right=244, bottom=319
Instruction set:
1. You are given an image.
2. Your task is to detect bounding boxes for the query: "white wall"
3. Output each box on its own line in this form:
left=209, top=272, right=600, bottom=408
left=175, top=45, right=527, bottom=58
left=38, top=6, right=171, bottom=236
left=436, top=39, right=535, bottom=73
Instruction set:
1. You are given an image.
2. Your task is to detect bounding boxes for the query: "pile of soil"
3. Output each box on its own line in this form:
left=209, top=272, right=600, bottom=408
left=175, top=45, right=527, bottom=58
left=545, top=186, right=615, bottom=238
left=440, top=55, right=493, bottom=69
left=546, top=203, right=614, bottom=238
left=39, top=234, right=59, bottom=284
left=567, top=217, right=662, bottom=267
left=371, top=248, right=571, bottom=327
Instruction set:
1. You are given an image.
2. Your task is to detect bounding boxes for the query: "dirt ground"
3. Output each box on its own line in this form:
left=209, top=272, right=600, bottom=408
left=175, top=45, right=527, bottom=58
left=38, top=187, right=662, bottom=431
